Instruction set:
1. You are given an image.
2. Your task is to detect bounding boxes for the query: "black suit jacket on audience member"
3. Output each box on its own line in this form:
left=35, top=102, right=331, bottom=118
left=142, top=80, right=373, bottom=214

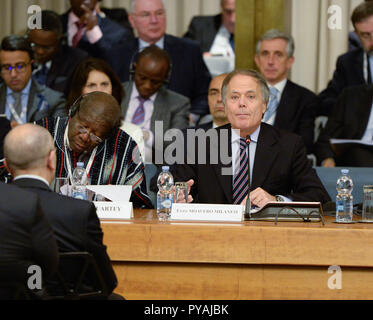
left=183, top=14, right=222, bottom=53
left=315, top=84, right=373, bottom=167
left=100, top=7, right=134, bottom=37
left=0, top=117, right=11, bottom=159
left=0, top=182, right=58, bottom=298
left=102, top=34, right=211, bottom=116
left=60, top=10, right=131, bottom=58
left=43, top=44, right=89, bottom=97
left=173, top=123, right=330, bottom=204
left=318, top=48, right=366, bottom=116
left=273, top=80, right=316, bottom=154
left=13, top=178, right=118, bottom=294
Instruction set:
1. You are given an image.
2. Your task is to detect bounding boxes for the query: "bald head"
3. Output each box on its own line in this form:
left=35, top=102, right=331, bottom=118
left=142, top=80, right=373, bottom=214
left=78, top=91, right=122, bottom=129
left=4, top=123, right=55, bottom=172
left=68, top=91, right=122, bottom=154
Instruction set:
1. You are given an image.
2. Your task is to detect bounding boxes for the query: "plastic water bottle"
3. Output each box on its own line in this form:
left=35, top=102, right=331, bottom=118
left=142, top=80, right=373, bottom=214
left=336, top=169, right=354, bottom=223
left=157, top=166, right=174, bottom=219
left=71, top=162, right=88, bottom=200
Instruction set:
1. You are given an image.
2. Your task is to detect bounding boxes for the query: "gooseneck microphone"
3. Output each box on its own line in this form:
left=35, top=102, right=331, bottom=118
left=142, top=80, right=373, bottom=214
left=245, top=135, right=251, bottom=215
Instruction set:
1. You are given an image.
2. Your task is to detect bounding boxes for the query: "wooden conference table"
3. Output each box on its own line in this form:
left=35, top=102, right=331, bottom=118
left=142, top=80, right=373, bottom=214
left=101, top=209, right=373, bottom=300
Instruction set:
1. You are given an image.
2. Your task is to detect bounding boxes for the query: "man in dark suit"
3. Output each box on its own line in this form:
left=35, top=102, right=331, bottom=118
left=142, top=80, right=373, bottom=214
left=0, top=181, right=58, bottom=299
left=318, top=1, right=373, bottom=116
left=315, top=84, right=373, bottom=167
left=254, top=29, right=316, bottom=154
left=173, top=70, right=330, bottom=207
left=102, top=0, right=211, bottom=124
left=184, top=0, right=235, bottom=55
left=27, top=10, right=88, bottom=97
left=121, top=45, right=190, bottom=162
left=60, top=0, right=131, bottom=58
left=0, top=35, right=66, bottom=128
left=4, top=123, right=122, bottom=299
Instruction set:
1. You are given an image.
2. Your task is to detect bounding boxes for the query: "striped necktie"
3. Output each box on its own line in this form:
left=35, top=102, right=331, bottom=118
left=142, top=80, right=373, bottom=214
left=10, top=92, right=22, bottom=122
left=233, top=137, right=250, bottom=204
left=132, top=96, right=146, bottom=125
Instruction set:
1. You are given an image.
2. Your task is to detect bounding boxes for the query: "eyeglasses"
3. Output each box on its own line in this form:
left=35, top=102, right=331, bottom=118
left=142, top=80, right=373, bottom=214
left=30, top=42, right=56, bottom=53
left=134, top=9, right=165, bottom=20
left=75, top=122, right=103, bottom=145
left=1, top=62, right=31, bottom=74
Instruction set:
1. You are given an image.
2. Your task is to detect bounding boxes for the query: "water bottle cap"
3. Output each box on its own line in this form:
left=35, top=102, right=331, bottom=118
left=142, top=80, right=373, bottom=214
left=76, top=162, right=84, bottom=168
left=162, top=166, right=169, bottom=171
left=341, top=169, right=349, bottom=175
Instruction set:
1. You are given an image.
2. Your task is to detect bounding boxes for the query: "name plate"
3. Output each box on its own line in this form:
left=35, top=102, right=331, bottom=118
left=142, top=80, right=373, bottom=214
left=171, top=203, right=244, bottom=222
left=94, top=202, right=133, bottom=220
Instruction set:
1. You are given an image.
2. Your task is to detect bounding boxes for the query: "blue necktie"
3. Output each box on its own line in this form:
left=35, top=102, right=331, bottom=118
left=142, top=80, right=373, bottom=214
left=34, top=64, right=49, bottom=86
left=132, top=96, right=146, bottom=125
left=263, top=87, right=279, bottom=122
left=233, top=137, right=250, bottom=204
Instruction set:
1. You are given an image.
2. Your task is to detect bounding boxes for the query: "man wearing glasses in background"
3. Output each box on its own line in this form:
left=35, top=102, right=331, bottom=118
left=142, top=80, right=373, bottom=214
left=0, top=35, right=66, bottom=128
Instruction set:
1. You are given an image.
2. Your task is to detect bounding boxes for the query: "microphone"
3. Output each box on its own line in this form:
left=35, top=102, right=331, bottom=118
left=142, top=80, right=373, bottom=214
left=245, top=135, right=251, bottom=216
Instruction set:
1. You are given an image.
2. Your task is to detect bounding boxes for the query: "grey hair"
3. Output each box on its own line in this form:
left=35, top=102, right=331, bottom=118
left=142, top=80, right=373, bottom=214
left=256, top=29, right=295, bottom=58
left=221, top=69, right=270, bottom=106
left=129, top=0, right=165, bottom=13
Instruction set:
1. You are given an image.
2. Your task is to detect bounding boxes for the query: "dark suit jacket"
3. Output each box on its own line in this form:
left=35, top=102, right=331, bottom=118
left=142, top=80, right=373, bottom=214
left=0, top=117, right=10, bottom=159
left=183, top=14, right=222, bottom=53
left=122, top=81, right=190, bottom=134
left=0, top=79, right=66, bottom=122
left=273, top=80, right=316, bottom=153
left=173, top=123, right=330, bottom=204
left=60, top=10, right=131, bottom=58
left=318, top=48, right=366, bottom=116
left=41, top=44, right=89, bottom=97
left=0, top=182, right=58, bottom=298
left=13, top=178, right=117, bottom=294
left=101, top=34, right=211, bottom=116
left=315, top=84, right=373, bottom=166
left=100, top=7, right=133, bottom=37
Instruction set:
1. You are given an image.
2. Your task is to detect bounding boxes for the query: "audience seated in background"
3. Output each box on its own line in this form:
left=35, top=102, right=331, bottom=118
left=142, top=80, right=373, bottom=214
left=122, top=45, right=190, bottom=163
left=254, top=29, right=316, bottom=154
left=0, top=180, right=58, bottom=299
left=172, top=70, right=330, bottom=206
left=0, top=35, right=66, bottom=128
left=184, top=0, right=235, bottom=56
left=184, top=0, right=235, bottom=76
left=27, top=10, right=89, bottom=97
left=96, top=0, right=134, bottom=37
left=4, top=123, right=122, bottom=300
left=60, top=0, right=131, bottom=57
left=318, top=1, right=373, bottom=116
left=66, top=57, right=145, bottom=159
left=315, top=84, right=373, bottom=167
left=36, top=91, right=152, bottom=208
left=99, top=0, right=211, bottom=125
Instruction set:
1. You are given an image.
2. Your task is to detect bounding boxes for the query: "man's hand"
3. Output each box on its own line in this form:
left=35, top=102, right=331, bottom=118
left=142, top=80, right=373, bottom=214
left=249, top=187, right=276, bottom=208
left=80, top=4, right=98, bottom=30
left=322, top=157, right=336, bottom=167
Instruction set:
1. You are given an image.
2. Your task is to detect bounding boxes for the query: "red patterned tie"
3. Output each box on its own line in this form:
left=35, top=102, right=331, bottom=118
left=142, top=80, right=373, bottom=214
left=72, top=21, right=85, bottom=47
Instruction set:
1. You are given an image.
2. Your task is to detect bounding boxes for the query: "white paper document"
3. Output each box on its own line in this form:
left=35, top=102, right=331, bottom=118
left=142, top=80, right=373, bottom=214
left=86, top=185, right=132, bottom=202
